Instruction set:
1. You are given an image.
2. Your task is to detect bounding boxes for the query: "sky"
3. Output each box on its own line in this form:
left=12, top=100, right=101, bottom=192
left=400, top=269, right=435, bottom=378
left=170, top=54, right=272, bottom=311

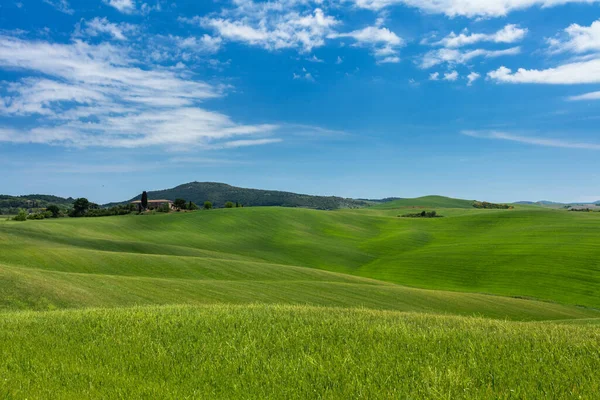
left=1, top=0, right=600, bottom=204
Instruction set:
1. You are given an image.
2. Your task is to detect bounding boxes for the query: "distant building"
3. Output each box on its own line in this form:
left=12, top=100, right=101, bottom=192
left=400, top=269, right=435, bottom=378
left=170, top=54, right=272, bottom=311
left=131, top=199, right=174, bottom=210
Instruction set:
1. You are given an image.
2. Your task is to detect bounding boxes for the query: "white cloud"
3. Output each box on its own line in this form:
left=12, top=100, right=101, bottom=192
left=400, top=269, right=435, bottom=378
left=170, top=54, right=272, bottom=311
left=462, top=130, right=600, bottom=150
left=75, top=17, right=137, bottom=41
left=307, top=55, right=324, bottom=62
left=0, top=35, right=279, bottom=149
left=433, top=24, right=528, bottom=48
left=330, top=26, right=404, bottom=62
left=293, top=68, right=315, bottom=81
left=42, top=0, right=73, bottom=14
left=377, top=56, right=400, bottom=64
left=348, top=0, right=600, bottom=18
left=429, top=72, right=440, bottom=80
left=444, top=70, right=459, bottom=81
left=103, top=0, right=136, bottom=14
left=569, top=90, right=600, bottom=100
left=219, top=138, right=283, bottom=148
left=548, top=19, right=600, bottom=54
left=420, top=46, right=521, bottom=68
left=177, top=34, right=223, bottom=53
left=467, top=71, right=481, bottom=85
left=186, top=8, right=340, bottom=53
left=488, top=59, right=600, bottom=84
left=336, top=56, right=343, bottom=64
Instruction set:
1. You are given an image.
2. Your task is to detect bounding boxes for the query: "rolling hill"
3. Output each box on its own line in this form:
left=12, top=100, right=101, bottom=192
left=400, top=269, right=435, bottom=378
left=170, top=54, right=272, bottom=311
left=2, top=204, right=599, bottom=397
left=109, top=181, right=371, bottom=210
left=372, top=195, right=476, bottom=209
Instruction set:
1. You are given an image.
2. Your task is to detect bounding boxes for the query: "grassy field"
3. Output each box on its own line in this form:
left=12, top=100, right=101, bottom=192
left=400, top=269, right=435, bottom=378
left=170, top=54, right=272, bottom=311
left=1, top=304, right=599, bottom=399
left=1, top=203, right=599, bottom=397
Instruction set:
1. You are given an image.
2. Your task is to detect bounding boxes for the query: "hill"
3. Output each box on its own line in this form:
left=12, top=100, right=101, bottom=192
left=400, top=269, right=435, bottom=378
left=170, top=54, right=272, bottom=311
left=0, top=194, right=74, bottom=215
left=109, top=181, right=370, bottom=210
left=372, top=195, right=476, bottom=209
left=2, top=205, right=600, bottom=398
left=2, top=206, right=600, bottom=312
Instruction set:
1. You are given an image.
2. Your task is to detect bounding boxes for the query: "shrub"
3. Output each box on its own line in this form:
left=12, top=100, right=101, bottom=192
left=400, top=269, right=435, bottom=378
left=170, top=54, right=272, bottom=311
left=46, top=205, right=61, bottom=218
left=204, top=201, right=213, bottom=210
left=188, top=201, right=199, bottom=211
left=13, top=209, right=27, bottom=221
left=400, top=211, right=441, bottom=218
left=225, top=201, right=234, bottom=208
left=173, top=199, right=187, bottom=210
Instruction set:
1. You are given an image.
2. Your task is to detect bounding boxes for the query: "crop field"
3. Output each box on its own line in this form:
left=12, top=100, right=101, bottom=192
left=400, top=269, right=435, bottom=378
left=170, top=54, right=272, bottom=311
left=1, top=201, right=599, bottom=398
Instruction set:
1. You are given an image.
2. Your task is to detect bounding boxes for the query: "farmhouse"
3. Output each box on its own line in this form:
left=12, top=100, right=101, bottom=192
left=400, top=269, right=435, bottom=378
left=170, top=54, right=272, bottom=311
left=131, top=199, right=174, bottom=209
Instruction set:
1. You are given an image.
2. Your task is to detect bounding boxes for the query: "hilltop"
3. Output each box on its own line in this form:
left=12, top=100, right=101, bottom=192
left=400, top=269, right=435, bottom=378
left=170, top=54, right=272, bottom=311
left=109, top=181, right=371, bottom=210
left=0, top=194, right=74, bottom=215
left=372, top=195, right=476, bottom=209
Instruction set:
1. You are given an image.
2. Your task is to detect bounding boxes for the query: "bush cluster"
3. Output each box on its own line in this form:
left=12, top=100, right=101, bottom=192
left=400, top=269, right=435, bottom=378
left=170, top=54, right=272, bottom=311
left=473, top=201, right=513, bottom=209
left=400, top=211, right=442, bottom=218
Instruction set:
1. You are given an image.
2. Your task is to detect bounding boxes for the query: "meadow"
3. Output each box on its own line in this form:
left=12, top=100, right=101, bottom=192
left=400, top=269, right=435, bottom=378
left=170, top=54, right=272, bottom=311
left=1, top=199, right=599, bottom=397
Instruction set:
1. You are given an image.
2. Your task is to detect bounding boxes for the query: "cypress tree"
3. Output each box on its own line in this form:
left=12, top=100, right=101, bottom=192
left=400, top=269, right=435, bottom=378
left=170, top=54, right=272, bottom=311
left=141, top=191, right=148, bottom=210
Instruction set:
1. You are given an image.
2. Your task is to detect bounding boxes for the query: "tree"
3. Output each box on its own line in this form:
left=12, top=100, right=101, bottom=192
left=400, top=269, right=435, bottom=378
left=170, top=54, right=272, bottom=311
left=235, top=201, right=239, bottom=208
left=71, top=198, right=90, bottom=217
left=204, top=201, right=213, bottom=210
left=141, top=191, right=148, bottom=210
left=188, top=201, right=199, bottom=211
left=225, top=201, right=234, bottom=208
left=13, top=209, right=27, bottom=221
left=46, top=205, right=60, bottom=218
left=174, top=198, right=187, bottom=210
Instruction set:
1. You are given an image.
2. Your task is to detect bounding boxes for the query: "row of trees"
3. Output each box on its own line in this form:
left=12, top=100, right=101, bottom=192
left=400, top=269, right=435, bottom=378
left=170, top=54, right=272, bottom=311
left=400, top=211, right=442, bottom=218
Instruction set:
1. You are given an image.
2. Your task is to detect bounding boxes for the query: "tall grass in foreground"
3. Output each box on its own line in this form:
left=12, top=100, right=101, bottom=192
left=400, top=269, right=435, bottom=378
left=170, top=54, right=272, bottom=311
left=1, top=304, right=598, bottom=399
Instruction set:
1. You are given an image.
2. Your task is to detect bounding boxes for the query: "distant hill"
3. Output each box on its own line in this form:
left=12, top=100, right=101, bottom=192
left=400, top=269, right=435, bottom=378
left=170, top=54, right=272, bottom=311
left=110, top=182, right=370, bottom=210
left=372, top=195, right=475, bottom=209
left=0, top=194, right=74, bottom=215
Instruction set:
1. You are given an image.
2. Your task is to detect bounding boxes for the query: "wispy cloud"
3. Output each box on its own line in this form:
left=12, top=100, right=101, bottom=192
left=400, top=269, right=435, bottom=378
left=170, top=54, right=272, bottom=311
left=462, top=130, right=600, bottom=150
left=0, top=35, right=278, bottom=149
left=431, top=24, right=528, bottom=48
left=43, top=0, right=73, bottom=14
left=420, top=47, right=521, bottom=69
left=569, top=90, right=600, bottom=101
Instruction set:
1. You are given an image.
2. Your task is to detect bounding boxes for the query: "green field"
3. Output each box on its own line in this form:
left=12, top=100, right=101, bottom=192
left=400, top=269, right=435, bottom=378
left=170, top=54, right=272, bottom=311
left=1, top=202, right=599, bottom=397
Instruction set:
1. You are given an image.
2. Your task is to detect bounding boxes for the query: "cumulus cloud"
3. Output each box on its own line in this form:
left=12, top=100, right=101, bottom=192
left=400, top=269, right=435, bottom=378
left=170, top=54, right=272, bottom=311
left=462, top=130, right=600, bottom=150
left=184, top=8, right=340, bottom=53
left=420, top=46, right=521, bottom=68
left=429, top=72, right=440, bottom=80
left=487, top=59, right=600, bottom=84
left=548, top=19, right=600, bottom=54
left=348, top=0, right=600, bottom=18
left=443, top=70, right=459, bottom=81
left=103, top=0, right=136, bottom=14
left=433, top=24, right=528, bottom=48
left=467, top=71, right=481, bottom=85
left=330, top=26, right=404, bottom=62
left=0, top=35, right=279, bottom=149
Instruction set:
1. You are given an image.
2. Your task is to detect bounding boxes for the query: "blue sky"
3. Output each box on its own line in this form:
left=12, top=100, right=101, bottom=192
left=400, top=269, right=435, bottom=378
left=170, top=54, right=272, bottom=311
left=1, top=0, right=600, bottom=203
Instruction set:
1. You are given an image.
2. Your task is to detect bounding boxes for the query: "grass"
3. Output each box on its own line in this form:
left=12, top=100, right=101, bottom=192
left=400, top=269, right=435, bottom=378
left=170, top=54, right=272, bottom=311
left=1, top=204, right=599, bottom=397
left=1, top=304, right=599, bottom=399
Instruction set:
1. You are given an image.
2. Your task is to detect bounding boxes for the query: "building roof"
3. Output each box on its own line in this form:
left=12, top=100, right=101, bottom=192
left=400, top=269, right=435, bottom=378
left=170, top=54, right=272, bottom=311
left=131, top=199, right=173, bottom=204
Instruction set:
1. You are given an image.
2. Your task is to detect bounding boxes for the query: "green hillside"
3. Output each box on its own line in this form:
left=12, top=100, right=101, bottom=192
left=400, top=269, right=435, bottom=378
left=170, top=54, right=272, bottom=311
left=2, top=205, right=600, bottom=398
left=373, top=195, right=476, bottom=209
left=1, top=206, right=600, bottom=311
left=112, top=181, right=369, bottom=209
